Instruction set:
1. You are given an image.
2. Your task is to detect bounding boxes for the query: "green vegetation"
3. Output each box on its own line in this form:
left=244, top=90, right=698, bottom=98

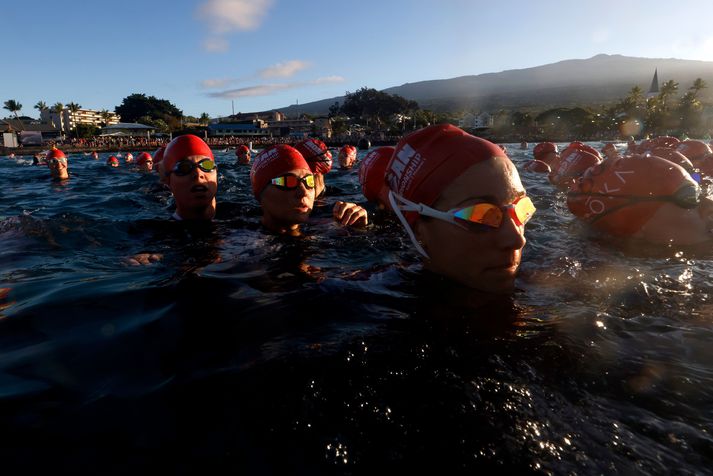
left=3, top=99, right=22, bottom=119
left=114, top=93, right=183, bottom=130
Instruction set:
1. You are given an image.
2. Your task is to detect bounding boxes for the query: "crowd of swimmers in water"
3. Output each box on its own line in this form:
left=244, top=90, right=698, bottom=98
left=10, top=124, right=713, bottom=297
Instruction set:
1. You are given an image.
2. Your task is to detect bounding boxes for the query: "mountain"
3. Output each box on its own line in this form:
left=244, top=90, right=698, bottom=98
left=275, top=54, right=713, bottom=116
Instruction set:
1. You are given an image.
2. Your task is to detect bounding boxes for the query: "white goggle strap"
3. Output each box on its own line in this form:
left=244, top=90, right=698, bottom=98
left=388, top=190, right=430, bottom=259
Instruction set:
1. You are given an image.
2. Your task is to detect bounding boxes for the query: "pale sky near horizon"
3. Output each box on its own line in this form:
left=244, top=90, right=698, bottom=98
left=4, top=0, right=713, bottom=119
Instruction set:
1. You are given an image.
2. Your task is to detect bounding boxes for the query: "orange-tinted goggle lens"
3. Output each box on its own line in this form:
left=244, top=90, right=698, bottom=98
left=453, top=196, right=536, bottom=228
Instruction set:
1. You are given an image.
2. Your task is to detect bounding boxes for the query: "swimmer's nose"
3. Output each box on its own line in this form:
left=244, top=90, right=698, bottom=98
left=498, top=212, right=527, bottom=251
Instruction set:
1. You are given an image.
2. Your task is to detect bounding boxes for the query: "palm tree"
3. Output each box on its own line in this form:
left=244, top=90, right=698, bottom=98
left=100, top=109, right=112, bottom=126
left=34, top=100, right=47, bottom=112
left=3, top=99, right=22, bottom=119
left=658, top=80, right=679, bottom=109
left=690, top=78, right=707, bottom=96
left=51, top=102, right=65, bottom=136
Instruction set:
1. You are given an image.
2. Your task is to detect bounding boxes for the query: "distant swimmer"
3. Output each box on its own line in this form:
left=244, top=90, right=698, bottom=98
left=135, top=152, right=153, bottom=173
left=386, top=124, right=536, bottom=293
left=125, top=153, right=134, bottom=163
left=520, top=140, right=528, bottom=149
left=548, top=146, right=601, bottom=190
left=338, top=144, right=357, bottom=169
left=567, top=154, right=713, bottom=245
left=47, top=147, right=69, bottom=181
left=523, top=142, right=558, bottom=173
left=359, top=146, right=395, bottom=210
left=294, top=138, right=333, bottom=198
left=235, top=144, right=251, bottom=165
left=251, top=144, right=367, bottom=235
left=91, top=151, right=99, bottom=160
left=163, top=135, right=217, bottom=221
left=107, top=156, right=120, bottom=167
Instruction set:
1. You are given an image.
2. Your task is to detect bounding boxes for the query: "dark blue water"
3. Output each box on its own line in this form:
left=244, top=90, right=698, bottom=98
left=1, top=146, right=713, bottom=474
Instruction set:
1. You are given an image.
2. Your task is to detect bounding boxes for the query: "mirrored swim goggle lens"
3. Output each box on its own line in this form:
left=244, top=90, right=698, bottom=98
left=172, top=159, right=217, bottom=176
left=453, top=196, right=536, bottom=228
left=673, top=183, right=701, bottom=209
left=271, top=174, right=315, bottom=190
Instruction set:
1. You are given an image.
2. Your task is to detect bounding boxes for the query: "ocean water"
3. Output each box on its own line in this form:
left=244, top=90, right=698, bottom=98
left=1, top=144, right=713, bottom=474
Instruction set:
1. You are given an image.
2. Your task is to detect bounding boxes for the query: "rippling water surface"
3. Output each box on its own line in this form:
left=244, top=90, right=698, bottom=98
left=1, top=145, right=713, bottom=474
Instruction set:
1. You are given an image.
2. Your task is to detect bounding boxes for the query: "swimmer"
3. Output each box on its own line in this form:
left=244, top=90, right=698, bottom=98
left=359, top=146, right=395, bottom=210
left=125, top=153, right=134, bottom=163
left=567, top=154, right=713, bottom=245
left=601, top=143, right=619, bottom=161
left=91, top=151, right=99, bottom=160
left=235, top=144, right=251, bottom=165
left=386, top=124, right=535, bottom=293
left=46, top=147, right=69, bottom=181
left=163, top=135, right=217, bottom=221
left=519, top=140, right=528, bottom=150
left=523, top=142, right=558, bottom=173
left=338, top=144, right=357, bottom=169
left=294, top=138, right=333, bottom=198
left=548, top=147, right=601, bottom=190
left=251, top=144, right=367, bottom=235
left=135, top=152, right=153, bottom=173
left=107, top=156, right=119, bottom=167
left=33, top=152, right=47, bottom=166
left=153, top=145, right=168, bottom=184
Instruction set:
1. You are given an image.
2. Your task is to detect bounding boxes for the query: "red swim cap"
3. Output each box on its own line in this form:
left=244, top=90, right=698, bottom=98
left=523, top=159, right=551, bottom=174
left=567, top=142, right=601, bottom=159
left=359, top=146, right=394, bottom=204
left=107, top=156, right=119, bottom=167
left=294, top=138, right=333, bottom=175
left=386, top=123, right=504, bottom=225
left=567, top=155, right=695, bottom=236
left=236, top=144, right=250, bottom=155
left=47, top=147, right=66, bottom=160
left=676, top=140, right=712, bottom=161
left=136, top=152, right=152, bottom=165
left=338, top=144, right=357, bottom=167
left=153, top=145, right=166, bottom=172
left=250, top=144, right=310, bottom=199
left=549, top=149, right=601, bottom=190
left=650, top=136, right=680, bottom=149
left=533, top=142, right=558, bottom=163
left=649, top=147, right=694, bottom=172
left=163, top=135, right=214, bottom=174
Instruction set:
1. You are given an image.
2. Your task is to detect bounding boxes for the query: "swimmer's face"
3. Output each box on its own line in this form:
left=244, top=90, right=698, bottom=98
left=414, top=157, right=528, bottom=293
left=47, top=157, right=69, bottom=180
left=635, top=196, right=713, bottom=245
left=260, top=168, right=315, bottom=230
left=138, top=160, right=153, bottom=173
left=236, top=150, right=251, bottom=165
left=339, top=151, right=356, bottom=169
left=167, top=154, right=218, bottom=214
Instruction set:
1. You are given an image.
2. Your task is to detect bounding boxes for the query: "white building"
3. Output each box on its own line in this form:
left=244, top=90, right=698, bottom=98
left=40, top=108, right=120, bottom=134
left=459, top=112, right=494, bottom=129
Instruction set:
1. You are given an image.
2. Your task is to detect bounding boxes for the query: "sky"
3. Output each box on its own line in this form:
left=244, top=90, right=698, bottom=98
left=3, top=0, right=713, bottom=119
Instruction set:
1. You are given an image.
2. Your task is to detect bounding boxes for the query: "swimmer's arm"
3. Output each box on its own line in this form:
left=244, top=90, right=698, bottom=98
left=332, top=201, right=368, bottom=227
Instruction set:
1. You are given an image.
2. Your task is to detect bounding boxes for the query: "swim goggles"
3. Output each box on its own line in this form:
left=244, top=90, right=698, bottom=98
left=270, top=173, right=315, bottom=190
left=48, top=157, right=67, bottom=165
left=170, top=158, right=217, bottom=176
left=388, top=191, right=536, bottom=258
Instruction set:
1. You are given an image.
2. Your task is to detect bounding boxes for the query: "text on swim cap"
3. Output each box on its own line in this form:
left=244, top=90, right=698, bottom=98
left=251, top=147, right=280, bottom=179
left=583, top=169, right=635, bottom=215
left=389, top=143, right=423, bottom=194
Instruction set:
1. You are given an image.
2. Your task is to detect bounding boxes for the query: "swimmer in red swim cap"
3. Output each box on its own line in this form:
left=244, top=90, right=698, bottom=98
left=153, top=145, right=168, bottom=184
left=523, top=142, right=558, bottom=174
left=135, top=152, right=153, bottom=173
left=236, top=144, right=251, bottom=165
left=359, top=146, right=394, bottom=210
left=107, top=156, right=119, bottom=168
left=163, top=134, right=218, bottom=221
left=567, top=154, right=713, bottom=245
left=47, top=147, right=69, bottom=180
left=251, top=144, right=367, bottom=235
left=294, top=138, right=332, bottom=198
left=549, top=148, right=601, bottom=190
left=386, top=124, right=535, bottom=293
left=338, top=144, right=357, bottom=169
